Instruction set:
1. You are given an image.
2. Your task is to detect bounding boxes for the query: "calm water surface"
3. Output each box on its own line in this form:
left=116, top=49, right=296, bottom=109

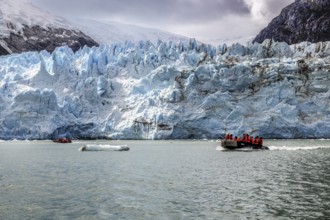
left=1, top=140, right=330, bottom=219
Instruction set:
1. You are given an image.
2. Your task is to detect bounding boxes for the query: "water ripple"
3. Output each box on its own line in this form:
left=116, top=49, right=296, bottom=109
left=1, top=140, right=330, bottom=219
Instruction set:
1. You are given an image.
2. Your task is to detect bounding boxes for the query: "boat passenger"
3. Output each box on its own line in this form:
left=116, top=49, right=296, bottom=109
left=246, top=135, right=251, bottom=143
left=251, top=137, right=255, bottom=144
left=255, top=136, right=260, bottom=145
left=242, top=134, right=247, bottom=142
left=234, top=136, right=238, bottom=141
left=253, top=137, right=258, bottom=145
left=259, top=137, right=263, bottom=146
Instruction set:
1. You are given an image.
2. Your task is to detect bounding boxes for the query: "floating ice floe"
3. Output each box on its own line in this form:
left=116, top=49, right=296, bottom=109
left=79, top=144, right=129, bottom=151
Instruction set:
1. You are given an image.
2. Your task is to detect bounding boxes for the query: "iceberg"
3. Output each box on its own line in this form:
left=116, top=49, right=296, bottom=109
left=79, top=144, right=129, bottom=151
left=1, top=39, right=330, bottom=140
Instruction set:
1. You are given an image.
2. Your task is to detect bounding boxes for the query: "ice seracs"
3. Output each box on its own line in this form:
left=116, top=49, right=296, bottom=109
left=1, top=39, right=330, bottom=140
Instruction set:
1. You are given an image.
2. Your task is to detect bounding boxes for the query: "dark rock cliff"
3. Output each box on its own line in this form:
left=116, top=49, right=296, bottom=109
left=254, top=0, right=330, bottom=44
left=0, top=24, right=99, bottom=55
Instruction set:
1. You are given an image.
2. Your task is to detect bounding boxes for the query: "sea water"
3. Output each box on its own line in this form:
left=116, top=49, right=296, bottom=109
left=0, top=139, right=330, bottom=219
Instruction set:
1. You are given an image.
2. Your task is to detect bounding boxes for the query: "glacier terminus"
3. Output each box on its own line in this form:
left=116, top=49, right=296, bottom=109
left=1, top=39, right=330, bottom=140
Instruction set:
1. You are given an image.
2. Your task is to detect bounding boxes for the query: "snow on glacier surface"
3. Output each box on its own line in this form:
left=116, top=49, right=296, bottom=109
left=70, top=18, right=190, bottom=45
left=1, top=39, right=330, bottom=140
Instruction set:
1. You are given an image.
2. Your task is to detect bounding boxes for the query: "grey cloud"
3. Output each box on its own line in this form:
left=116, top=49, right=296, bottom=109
left=267, top=0, right=294, bottom=11
left=266, top=0, right=294, bottom=17
left=31, top=0, right=250, bottom=24
left=30, top=0, right=294, bottom=40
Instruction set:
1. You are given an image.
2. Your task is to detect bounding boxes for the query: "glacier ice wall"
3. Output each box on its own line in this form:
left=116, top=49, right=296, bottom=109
left=1, top=39, right=330, bottom=140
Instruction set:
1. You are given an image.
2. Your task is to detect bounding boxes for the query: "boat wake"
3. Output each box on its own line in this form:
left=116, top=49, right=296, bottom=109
left=216, top=145, right=330, bottom=151
left=268, top=145, right=330, bottom=151
left=79, top=144, right=129, bottom=152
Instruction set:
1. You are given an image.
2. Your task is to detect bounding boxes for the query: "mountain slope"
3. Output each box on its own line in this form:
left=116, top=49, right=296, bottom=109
left=0, top=0, right=98, bottom=55
left=69, top=18, right=190, bottom=45
left=254, top=0, right=330, bottom=44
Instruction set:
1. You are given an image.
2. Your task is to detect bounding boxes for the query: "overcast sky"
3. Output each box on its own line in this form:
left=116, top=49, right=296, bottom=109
left=30, top=0, right=294, bottom=43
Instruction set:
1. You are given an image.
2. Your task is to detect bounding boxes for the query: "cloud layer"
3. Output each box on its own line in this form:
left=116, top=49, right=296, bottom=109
left=244, top=0, right=293, bottom=23
left=30, top=0, right=294, bottom=42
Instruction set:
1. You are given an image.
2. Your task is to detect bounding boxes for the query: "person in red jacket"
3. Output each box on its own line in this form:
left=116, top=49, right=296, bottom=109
left=251, top=137, right=255, bottom=144
left=254, top=136, right=260, bottom=145
left=246, top=135, right=251, bottom=143
left=242, top=134, right=247, bottom=142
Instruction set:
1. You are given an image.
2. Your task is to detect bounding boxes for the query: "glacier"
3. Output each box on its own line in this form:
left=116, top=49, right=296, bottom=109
left=1, top=39, right=330, bottom=140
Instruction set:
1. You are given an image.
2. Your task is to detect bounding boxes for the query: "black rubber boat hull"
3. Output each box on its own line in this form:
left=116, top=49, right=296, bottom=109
left=220, top=140, right=269, bottom=150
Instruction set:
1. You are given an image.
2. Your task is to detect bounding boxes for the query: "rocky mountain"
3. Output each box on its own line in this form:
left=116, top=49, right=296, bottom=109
left=254, top=0, right=330, bottom=44
left=0, top=0, right=191, bottom=56
left=0, top=0, right=98, bottom=55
